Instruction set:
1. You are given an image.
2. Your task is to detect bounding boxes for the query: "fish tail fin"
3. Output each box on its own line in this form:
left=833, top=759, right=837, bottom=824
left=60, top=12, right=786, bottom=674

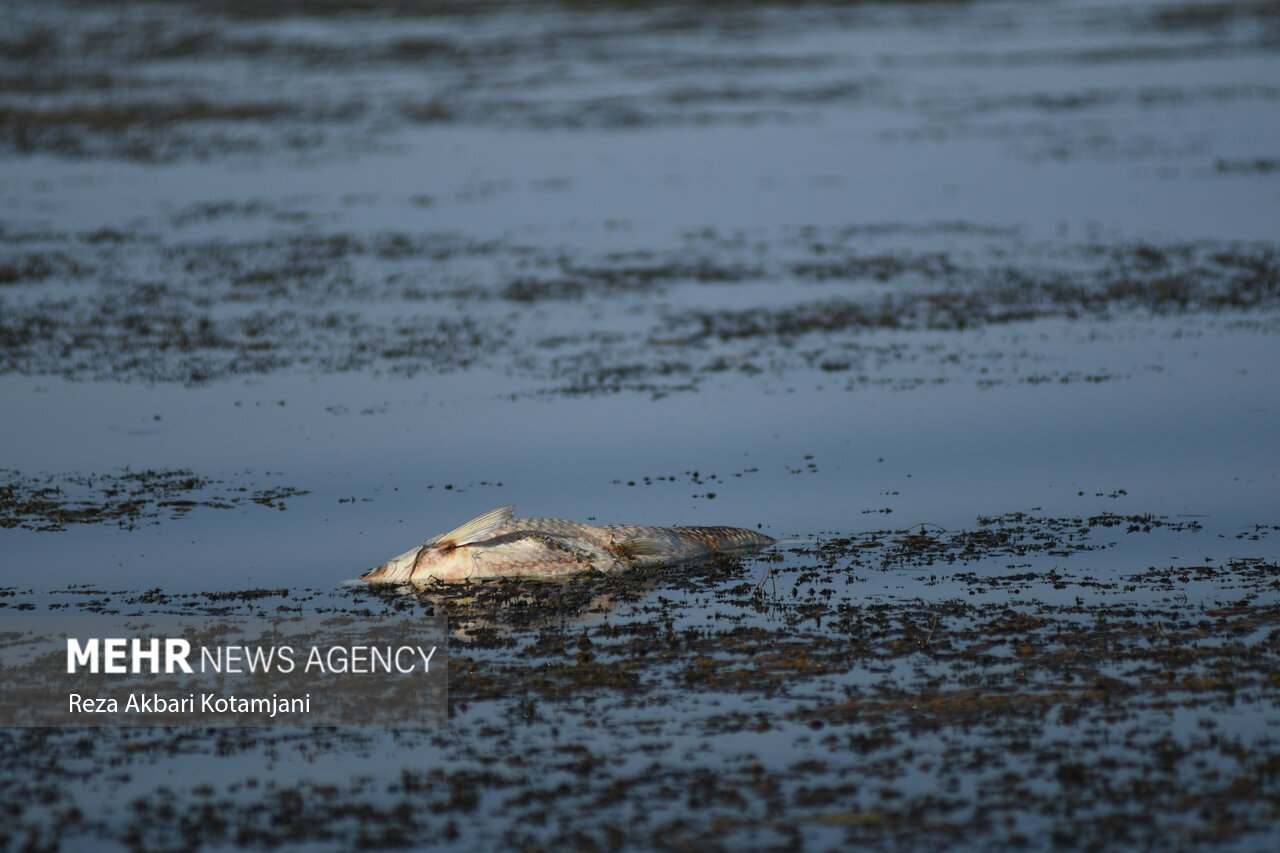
left=436, top=505, right=516, bottom=548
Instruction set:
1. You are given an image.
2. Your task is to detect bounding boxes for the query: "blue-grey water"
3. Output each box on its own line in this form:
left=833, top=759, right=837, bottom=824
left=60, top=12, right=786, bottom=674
left=2, top=0, right=1279, bottom=849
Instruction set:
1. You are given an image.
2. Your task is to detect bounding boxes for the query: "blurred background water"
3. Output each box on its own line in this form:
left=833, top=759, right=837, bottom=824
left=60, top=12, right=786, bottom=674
left=2, top=1, right=1279, bottom=847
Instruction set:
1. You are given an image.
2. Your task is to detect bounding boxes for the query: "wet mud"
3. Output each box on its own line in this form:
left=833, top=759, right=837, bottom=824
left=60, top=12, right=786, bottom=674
left=3, top=511, right=1279, bottom=851
left=4, top=224, right=1276, bottom=392
left=2, top=0, right=1279, bottom=850
left=0, top=468, right=309, bottom=531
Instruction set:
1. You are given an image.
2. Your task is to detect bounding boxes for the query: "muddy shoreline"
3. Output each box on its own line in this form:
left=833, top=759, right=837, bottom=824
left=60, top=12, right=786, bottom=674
left=4, top=522, right=1279, bottom=850
left=2, top=0, right=1279, bottom=850
left=4, top=222, right=1277, bottom=392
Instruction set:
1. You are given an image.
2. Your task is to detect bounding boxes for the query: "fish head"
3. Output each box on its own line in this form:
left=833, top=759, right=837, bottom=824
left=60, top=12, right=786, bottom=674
left=360, top=543, right=422, bottom=583
left=361, top=538, right=477, bottom=584
left=405, top=541, right=478, bottom=582
left=362, top=506, right=517, bottom=584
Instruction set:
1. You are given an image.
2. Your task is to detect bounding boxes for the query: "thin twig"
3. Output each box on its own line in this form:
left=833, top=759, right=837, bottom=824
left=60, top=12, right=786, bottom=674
left=922, top=615, right=939, bottom=649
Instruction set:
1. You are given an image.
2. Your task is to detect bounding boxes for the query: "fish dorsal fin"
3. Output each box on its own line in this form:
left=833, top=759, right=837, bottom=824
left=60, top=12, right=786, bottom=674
left=437, top=505, right=516, bottom=548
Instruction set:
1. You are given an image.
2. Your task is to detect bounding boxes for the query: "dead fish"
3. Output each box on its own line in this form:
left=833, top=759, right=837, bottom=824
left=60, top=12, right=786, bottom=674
left=361, top=504, right=776, bottom=583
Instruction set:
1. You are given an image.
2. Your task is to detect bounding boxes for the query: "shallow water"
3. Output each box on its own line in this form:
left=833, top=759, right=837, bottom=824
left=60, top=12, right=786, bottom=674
left=3, top=0, right=1280, bottom=850
left=4, top=311, right=1276, bottom=592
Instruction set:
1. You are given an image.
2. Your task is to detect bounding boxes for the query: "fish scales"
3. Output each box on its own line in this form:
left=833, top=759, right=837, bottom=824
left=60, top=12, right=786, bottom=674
left=362, top=505, right=777, bottom=583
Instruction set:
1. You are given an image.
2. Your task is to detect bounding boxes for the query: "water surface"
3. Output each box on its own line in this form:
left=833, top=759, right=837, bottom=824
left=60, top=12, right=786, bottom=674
left=2, top=0, right=1279, bottom=849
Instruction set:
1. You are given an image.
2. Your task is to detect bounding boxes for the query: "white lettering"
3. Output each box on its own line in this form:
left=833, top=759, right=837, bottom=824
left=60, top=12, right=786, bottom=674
left=244, top=646, right=274, bottom=672
left=102, top=638, right=128, bottom=673
left=166, top=639, right=194, bottom=673
left=68, top=693, right=117, bottom=712
left=67, top=638, right=97, bottom=673
left=68, top=637, right=196, bottom=674
left=132, top=638, right=161, bottom=672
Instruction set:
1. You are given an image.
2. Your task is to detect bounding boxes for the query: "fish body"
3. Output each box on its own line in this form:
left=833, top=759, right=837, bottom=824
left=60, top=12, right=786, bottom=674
left=361, top=505, right=776, bottom=583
